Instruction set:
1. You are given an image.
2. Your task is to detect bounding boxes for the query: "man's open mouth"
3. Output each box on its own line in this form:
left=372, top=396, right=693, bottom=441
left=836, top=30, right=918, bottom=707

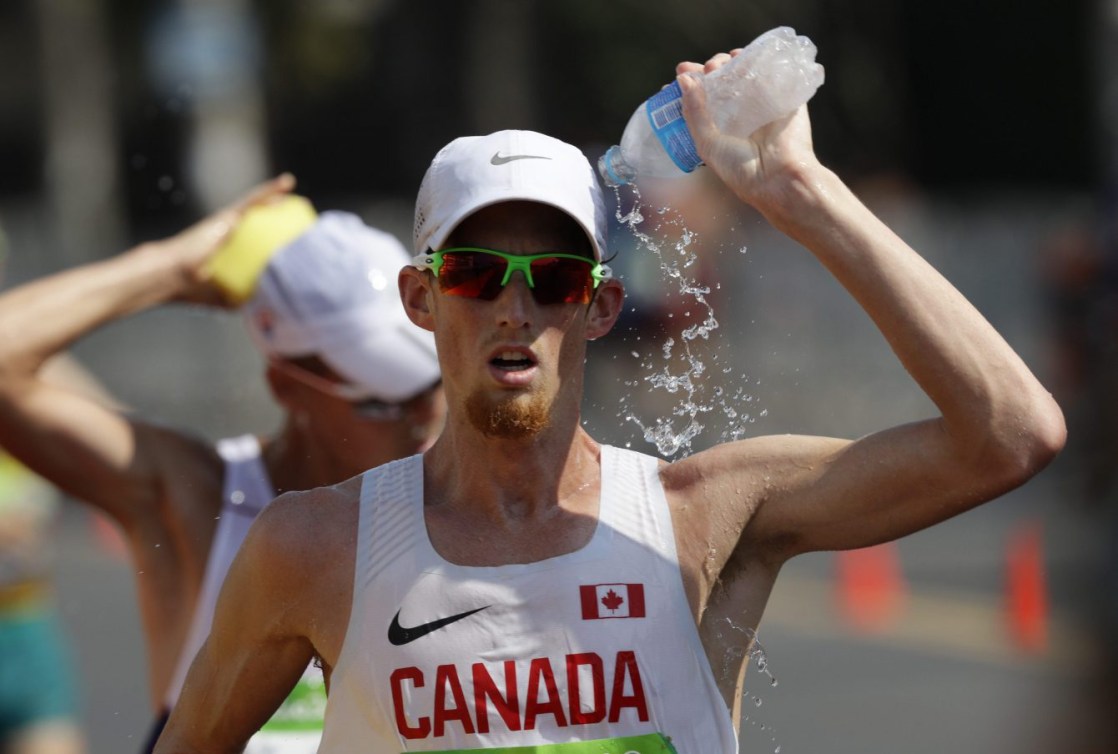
left=491, top=351, right=535, bottom=372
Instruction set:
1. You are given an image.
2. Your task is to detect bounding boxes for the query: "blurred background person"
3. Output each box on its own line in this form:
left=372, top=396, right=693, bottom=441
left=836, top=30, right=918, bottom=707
left=0, top=180, right=445, bottom=753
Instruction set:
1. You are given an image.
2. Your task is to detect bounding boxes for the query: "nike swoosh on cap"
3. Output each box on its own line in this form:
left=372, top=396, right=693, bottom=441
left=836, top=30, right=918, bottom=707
left=387, top=605, right=490, bottom=646
left=490, top=152, right=552, bottom=166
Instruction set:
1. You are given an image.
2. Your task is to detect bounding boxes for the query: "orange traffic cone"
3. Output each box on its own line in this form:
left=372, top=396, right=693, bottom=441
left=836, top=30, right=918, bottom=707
left=1006, top=519, right=1048, bottom=653
left=835, top=543, right=906, bottom=633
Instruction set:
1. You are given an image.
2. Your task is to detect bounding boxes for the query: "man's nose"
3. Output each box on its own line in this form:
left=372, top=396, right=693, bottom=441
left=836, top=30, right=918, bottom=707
left=492, top=271, right=534, bottom=325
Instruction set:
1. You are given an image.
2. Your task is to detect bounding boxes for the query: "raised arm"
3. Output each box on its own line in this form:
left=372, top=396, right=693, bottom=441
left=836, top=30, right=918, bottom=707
left=667, top=57, right=1065, bottom=569
left=0, top=175, right=294, bottom=524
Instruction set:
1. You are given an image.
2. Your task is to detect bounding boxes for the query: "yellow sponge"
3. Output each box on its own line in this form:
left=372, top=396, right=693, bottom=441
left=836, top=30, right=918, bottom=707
left=207, top=195, right=318, bottom=303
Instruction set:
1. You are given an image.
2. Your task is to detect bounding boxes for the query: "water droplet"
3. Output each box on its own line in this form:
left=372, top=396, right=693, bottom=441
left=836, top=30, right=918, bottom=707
left=612, top=191, right=767, bottom=461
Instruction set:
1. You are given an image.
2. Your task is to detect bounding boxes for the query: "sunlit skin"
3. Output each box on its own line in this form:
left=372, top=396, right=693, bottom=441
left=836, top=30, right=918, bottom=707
left=431, top=202, right=597, bottom=438
left=398, top=200, right=626, bottom=563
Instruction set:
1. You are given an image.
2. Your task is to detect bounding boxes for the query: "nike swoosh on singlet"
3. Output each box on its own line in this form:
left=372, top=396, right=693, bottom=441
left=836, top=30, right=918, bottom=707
left=387, top=605, right=490, bottom=645
left=490, top=152, right=552, bottom=165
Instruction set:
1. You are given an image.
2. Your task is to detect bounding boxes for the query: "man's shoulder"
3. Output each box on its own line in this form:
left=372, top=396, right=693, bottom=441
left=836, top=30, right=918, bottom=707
left=253, top=480, right=361, bottom=554
left=271, top=478, right=360, bottom=519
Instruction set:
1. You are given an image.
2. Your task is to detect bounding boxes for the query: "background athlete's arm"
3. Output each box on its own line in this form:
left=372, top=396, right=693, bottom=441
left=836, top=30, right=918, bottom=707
left=0, top=175, right=294, bottom=528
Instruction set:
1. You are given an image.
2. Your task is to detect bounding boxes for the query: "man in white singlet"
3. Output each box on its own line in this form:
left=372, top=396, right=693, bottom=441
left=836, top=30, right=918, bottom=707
left=0, top=178, right=445, bottom=753
left=156, top=51, right=1065, bottom=753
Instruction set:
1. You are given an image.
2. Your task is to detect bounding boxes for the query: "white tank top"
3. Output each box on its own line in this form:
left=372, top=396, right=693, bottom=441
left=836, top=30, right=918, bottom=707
left=165, top=435, right=326, bottom=754
left=320, top=445, right=737, bottom=753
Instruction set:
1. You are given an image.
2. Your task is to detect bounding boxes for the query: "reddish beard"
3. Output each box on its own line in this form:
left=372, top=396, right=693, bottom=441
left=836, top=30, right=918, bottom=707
left=465, top=389, right=551, bottom=439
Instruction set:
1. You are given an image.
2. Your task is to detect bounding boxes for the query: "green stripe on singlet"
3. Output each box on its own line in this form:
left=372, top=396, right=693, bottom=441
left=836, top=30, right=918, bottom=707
left=257, top=676, right=326, bottom=733
left=418, top=732, right=679, bottom=754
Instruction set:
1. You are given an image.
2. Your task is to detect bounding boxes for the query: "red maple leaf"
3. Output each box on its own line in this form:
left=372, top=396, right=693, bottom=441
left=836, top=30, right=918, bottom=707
left=601, top=589, right=625, bottom=612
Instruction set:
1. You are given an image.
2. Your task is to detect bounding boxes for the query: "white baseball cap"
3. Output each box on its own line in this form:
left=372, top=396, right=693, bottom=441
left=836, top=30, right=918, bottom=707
left=244, top=211, right=440, bottom=403
left=413, top=130, right=608, bottom=260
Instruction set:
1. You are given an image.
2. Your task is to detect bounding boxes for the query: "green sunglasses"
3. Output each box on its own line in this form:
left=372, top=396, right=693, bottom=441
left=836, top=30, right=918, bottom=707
left=411, top=247, right=612, bottom=305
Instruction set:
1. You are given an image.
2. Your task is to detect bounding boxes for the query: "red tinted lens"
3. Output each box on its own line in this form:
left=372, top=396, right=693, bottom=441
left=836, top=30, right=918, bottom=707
left=437, top=252, right=507, bottom=300
left=529, top=257, right=595, bottom=304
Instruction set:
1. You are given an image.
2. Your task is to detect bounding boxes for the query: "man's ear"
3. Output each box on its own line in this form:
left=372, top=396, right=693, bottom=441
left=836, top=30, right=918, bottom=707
left=399, top=267, right=436, bottom=332
left=585, top=278, right=625, bottom=340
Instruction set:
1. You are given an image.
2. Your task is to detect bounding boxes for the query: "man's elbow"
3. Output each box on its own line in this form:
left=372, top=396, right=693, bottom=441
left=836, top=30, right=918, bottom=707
left=1033, top=394, right=1068, bottom=462
left=985, top=393, right=1067, bottom=487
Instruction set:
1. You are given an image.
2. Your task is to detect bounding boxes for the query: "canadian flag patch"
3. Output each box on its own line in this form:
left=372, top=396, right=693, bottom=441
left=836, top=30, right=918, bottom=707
left=580, top=583, right=646, bottom=620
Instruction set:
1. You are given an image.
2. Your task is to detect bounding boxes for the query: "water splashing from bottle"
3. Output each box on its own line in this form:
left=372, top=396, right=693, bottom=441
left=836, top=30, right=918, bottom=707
left=610, top=184, right=760, bottom=458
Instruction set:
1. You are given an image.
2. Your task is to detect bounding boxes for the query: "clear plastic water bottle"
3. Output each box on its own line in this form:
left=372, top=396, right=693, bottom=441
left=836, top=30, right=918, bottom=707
left=598, top=27, right=825, bottom=187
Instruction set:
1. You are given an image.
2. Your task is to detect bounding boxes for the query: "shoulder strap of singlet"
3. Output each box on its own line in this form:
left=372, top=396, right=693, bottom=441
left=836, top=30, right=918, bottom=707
left=162, top=434, right=275, bottom=710
left=355, top=454, right=423, bottom=594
